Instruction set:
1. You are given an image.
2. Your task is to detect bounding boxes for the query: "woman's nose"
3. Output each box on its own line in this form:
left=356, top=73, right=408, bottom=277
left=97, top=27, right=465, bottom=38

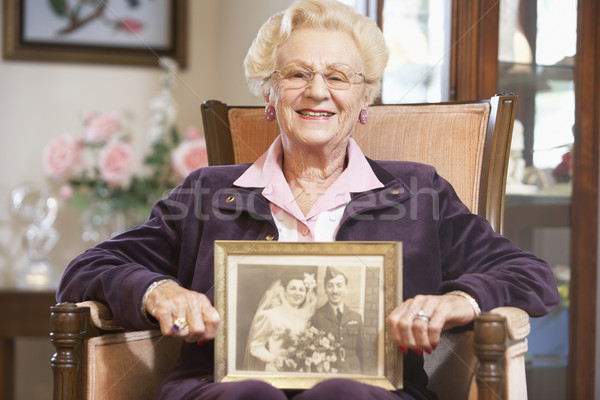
left=305, top=74, right=330, bottom=99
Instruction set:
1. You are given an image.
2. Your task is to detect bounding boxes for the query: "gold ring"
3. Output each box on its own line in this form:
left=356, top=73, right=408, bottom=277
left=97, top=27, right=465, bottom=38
left=172, top=317, right=189, bottom=333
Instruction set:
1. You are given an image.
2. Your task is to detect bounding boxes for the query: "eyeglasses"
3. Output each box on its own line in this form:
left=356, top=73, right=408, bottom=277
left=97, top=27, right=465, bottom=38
left=270, top=63, right=365, bottom=90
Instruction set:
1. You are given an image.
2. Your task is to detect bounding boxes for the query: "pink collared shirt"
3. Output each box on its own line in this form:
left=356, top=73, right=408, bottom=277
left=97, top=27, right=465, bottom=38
left=234, top=135, right=383, bottom=241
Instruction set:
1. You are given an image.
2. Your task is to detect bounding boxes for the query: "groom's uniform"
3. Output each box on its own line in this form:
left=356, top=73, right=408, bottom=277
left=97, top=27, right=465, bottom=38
left=311, top=302, right=367, bottom=374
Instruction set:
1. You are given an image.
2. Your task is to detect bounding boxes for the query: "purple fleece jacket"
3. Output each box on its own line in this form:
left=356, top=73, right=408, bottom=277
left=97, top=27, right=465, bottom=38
left=57, top=159, right=560, bottom=395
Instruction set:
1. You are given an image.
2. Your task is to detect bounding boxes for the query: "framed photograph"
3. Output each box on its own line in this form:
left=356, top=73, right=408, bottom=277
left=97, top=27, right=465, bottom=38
left=2, top=0, right=187, bottom=67
left=214, top=241, right=403, bottom=390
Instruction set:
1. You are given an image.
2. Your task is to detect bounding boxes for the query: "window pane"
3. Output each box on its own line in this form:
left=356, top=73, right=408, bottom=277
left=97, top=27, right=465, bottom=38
left=536, top=0, right=576, bottom=66
left=380, top=0, right=451, bottom=103
left=499, top=1, right=575, bottom=398
left=499, top=0, right=576, bottom=173
left=337, top=0, right=371, bottom=16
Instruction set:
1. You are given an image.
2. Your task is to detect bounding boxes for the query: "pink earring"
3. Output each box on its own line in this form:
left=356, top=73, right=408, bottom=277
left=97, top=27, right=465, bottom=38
left=265, top=105, right=276, bottom=122
left=358, top=109, right=368, bottom=125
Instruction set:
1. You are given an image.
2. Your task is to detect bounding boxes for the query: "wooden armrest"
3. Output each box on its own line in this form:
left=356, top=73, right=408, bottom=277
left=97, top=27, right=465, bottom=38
left=51, top=302, right=181, bottom=400
left=76, top=300, right=123, bottom=331
left=489, top=306, right=530, bottom=341
left=52, top=303, right=529, bottom=400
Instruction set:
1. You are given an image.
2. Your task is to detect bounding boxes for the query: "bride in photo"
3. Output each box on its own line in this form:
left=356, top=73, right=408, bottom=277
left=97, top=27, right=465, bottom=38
left=245, top=268, right=317, bottom=371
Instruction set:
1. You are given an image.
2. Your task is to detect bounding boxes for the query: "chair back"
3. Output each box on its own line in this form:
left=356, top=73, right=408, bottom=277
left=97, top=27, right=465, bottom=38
left=200, top=96, right=518, bottom=400
left=50, top=97, right=520, bottom=400
left=201, top=95, right=517, bottom=234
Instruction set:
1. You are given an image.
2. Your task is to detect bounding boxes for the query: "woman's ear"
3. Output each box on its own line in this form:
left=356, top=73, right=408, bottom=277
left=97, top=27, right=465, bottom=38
left=263, top=88, right=273, bottom=105
left=363, top=87, right=373, bottom=107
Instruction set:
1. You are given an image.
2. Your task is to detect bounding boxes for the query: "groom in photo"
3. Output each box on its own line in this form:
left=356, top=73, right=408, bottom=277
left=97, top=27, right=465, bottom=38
left=311, top=267, right=368, bottom=374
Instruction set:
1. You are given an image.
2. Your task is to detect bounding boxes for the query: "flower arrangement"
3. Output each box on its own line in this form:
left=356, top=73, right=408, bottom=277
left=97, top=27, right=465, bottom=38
left=42, top=57, right=207, bottom=238
left=274, top=326, right=344, bottom=373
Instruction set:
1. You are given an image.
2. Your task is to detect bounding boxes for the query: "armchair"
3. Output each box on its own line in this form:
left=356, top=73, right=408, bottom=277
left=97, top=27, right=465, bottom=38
left=51, top=95, right=528, bottom=400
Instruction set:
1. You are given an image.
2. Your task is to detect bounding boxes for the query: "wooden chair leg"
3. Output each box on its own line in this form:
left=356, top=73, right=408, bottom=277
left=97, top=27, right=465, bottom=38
left=50, top=302, right=89, bottom=400
left=474, top=313, right=507, bottom=400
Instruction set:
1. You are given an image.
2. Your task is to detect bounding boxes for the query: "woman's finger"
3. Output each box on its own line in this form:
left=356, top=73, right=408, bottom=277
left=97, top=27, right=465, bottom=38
left=388, top=297, right=422, bottom=347
left=145, top=282, right=220, bottom=342
left=184, top=294, right=211, bottom=343
left=178, top=292, right=220, bottom=343
left=201, top=300, right=221, bottom=339
left=411, top=310, right=432, bottom=349
left=388, top=295, right=443, bottom=352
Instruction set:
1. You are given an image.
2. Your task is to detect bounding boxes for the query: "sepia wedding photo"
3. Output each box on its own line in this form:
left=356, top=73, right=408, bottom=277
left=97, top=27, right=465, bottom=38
left=213, top=241, right=402, bottom=390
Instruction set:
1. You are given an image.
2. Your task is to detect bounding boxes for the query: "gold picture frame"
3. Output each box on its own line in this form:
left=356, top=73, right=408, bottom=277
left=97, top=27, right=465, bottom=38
left=214, top=240, right=403, bottom=391
left=2, top=0, right=187, bottom=67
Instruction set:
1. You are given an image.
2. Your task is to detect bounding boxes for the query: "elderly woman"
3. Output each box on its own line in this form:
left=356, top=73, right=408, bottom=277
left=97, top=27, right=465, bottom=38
left=57, top=0, right=560, bottom=399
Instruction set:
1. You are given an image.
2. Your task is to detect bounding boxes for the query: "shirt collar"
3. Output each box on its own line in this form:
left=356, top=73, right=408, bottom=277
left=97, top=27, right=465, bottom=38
left=234, top=135, right=384, bottom=220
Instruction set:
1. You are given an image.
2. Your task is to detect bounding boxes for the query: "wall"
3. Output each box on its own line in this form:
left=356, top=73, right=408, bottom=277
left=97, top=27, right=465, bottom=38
left=0, top=0, right=295, bottom=284
left=0, top=1, right=291, bottom=398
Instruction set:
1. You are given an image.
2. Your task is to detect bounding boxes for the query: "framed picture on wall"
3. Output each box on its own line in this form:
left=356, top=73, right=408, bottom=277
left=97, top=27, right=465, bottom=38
left=2, top=0, right=187, bottom=67
left=213, top=240, right=403, bottom=390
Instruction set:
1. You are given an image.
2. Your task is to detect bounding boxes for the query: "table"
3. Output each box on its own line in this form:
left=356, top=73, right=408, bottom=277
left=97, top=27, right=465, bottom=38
left=0, top=290, right=57, bottom=400
left=504, top=193, right=571, bottom=249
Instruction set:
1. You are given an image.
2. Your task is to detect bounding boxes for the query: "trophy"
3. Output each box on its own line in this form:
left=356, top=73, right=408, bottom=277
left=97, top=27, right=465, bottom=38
left=10, top=184, right=60, bottom=290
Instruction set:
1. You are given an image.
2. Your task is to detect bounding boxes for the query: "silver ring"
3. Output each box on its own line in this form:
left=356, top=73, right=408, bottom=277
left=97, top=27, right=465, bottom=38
left=172, top=318, right=189, bottom=333
left=414, top=310, right=431, bottom=324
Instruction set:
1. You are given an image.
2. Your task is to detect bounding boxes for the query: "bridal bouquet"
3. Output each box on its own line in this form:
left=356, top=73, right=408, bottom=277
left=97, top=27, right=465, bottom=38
left=275, top=326, right=344, bottom=373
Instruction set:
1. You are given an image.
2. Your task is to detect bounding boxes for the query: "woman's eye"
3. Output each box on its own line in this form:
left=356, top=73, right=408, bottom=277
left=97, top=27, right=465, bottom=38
left=326, top=73, right=346, bottom=82
left=287, top=70, right=310, bottom=80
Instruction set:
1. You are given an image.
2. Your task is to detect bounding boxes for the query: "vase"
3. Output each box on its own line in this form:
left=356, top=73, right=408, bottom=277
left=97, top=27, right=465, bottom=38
left=80, top=199, right=128, bottom=243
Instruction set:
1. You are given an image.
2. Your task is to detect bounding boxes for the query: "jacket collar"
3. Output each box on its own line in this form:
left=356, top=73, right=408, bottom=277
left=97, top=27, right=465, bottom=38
left=212, top=158, right=414, bottom=221
left=341, top=158, right=413, bottom=220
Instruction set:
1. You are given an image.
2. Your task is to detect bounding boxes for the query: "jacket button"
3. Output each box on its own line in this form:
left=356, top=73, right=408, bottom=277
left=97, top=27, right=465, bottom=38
left=225, top=195, right=235, bottom=202
left=265, top=234, right=275, bottom=241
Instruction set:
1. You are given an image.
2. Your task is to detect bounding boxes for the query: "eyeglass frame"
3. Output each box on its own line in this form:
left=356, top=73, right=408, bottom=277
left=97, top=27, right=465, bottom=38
left=269, top=62, right=366, bottom=90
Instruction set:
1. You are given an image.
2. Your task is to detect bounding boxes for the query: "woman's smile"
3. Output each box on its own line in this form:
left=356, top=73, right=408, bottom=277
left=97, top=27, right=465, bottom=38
left=296, top=109, right=336, bottom=119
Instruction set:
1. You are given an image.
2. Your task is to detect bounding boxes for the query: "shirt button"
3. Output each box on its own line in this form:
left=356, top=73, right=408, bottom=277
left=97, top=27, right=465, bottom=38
left=225, top=195, right=235, bottom=202
left=390, top=189, right=400, bottom=195
left=302, top=226, right=309, bottom=235
left=265, top=234, right=275, bottom=241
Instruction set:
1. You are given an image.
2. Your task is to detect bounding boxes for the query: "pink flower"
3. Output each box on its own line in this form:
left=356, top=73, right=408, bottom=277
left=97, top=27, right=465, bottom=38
left=98, top=140, right=139, bottom=188
left=184, top=126, right=202, bottom=140
left=59, top=185, right=73, bottom=200
left=42, top=134, right=82, bottom=179
left=120, top=18, right=144, bottom=34
left=171, top=138, right=208, bottom=178
left=84, top=112, right=122, bottom=143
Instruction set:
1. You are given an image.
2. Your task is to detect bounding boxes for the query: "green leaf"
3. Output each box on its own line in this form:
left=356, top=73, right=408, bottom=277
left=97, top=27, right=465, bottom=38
left=68, top=191, right=91, bottom=212
left=153, top=141, right=169, bottom=154
left=145, top=154, right=164, bottom=165
left=49, top=0, right=68, bottom=17
left=72, top=2, right=83, bottom=20
left=170, top=126, right=181, bottom=146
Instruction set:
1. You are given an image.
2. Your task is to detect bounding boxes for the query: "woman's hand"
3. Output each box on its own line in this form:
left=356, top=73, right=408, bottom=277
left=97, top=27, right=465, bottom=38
left=145, top=280, right=220, bottom=344
left=387, top=293, right=477, bottom=355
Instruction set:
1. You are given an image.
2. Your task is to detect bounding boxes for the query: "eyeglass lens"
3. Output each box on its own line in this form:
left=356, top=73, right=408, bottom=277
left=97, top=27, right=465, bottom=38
left=276, top=64, right=362, bottom=90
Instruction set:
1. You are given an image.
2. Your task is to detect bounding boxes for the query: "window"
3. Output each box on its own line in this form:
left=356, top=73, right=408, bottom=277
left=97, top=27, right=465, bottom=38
left=343, top=0, right=452, bottom=104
